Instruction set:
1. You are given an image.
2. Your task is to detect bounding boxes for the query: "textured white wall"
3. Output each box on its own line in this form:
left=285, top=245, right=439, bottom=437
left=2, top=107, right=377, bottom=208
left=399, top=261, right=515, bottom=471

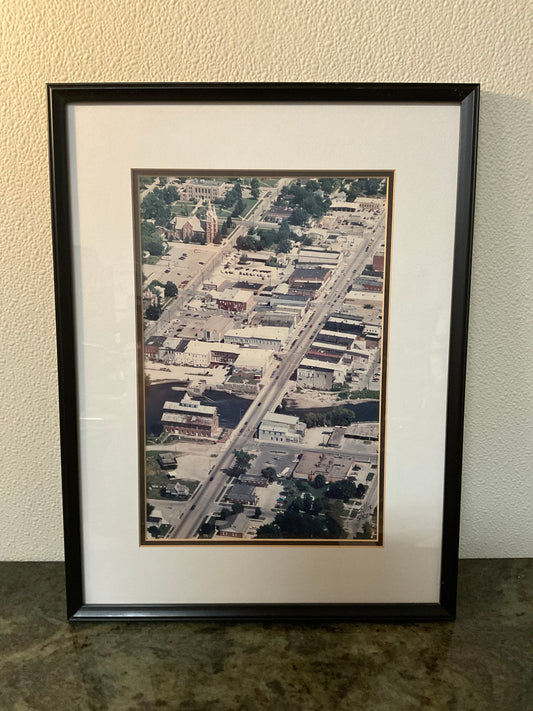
left=0, top=0, right=531, bottom=560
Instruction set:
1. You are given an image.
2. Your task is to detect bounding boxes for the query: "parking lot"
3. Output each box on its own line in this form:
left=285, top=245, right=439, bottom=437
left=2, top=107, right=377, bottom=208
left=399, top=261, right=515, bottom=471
left=247, top=444, right=300, bottom=481
left=143, top=242, right=219, bottom=288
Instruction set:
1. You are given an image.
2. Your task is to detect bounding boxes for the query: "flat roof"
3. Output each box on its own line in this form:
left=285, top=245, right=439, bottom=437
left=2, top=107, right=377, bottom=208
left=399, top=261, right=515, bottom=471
left=185, top=340, right=239, bottom=355
left=161, top=412, right=215, bottom=426
left=234, top=349, right=272, bottom=366
left=163, top=399, right=217, bottom=416
left=261, top=412, right=300, bottom=426
left=225, top=326, right=290, bottom=341
left=216, top=288, right=253, bottom=302
left=299, top=358, right=346, bottom=373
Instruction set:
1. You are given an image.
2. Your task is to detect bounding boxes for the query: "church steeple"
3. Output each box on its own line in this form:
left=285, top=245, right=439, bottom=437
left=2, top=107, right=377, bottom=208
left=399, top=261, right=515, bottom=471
left=205, top=201, right=217, bottom=244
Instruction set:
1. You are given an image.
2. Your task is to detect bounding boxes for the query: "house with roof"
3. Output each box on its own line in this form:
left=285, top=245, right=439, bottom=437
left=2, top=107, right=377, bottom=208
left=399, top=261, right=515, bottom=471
left=226, top=483, right=258, bottom=506
left=215, top=512, right=251, bottom=539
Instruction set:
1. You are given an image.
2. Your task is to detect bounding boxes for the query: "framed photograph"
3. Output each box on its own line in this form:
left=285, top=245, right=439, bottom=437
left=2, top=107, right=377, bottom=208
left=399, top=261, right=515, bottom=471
left=48, top=82, right=479, bottom=621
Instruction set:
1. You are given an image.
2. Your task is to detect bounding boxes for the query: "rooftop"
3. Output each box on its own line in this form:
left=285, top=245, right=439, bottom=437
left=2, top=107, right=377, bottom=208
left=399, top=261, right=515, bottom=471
left=161, top=412, right=216, bottom=426
left=216, top=289, right=254, bottom=303
left=299, top=358, right=346, bottom=374
left=261, top=412, right=301, bottom=426
left=217, top=512, right=250, bottom=534
left=225, top=326, right=290, bottom=342
left=234, top=349, right=273, bottom=367
left=163, top=397, right=217, bottom=417
left=293, top=451, right=354, bottom=481
left=228, top=483, right=256, bottom=498
left=170, top=215, right=203, bottom=231
left=145, top=336, right=166, bottom=348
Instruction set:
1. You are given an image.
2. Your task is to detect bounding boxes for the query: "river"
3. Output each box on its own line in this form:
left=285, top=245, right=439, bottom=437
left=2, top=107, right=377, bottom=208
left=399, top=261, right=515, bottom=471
left=145, top=382, right=254, bottom=435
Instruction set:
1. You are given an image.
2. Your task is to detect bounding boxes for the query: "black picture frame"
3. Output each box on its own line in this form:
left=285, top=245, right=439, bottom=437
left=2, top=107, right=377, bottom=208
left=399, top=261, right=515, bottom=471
left=48, top=82, right=479, bottom=622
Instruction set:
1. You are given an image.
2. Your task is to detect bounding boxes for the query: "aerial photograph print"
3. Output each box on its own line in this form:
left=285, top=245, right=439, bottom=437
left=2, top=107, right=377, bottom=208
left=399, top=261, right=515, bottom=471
left=134, top=172, right=392, bottom=545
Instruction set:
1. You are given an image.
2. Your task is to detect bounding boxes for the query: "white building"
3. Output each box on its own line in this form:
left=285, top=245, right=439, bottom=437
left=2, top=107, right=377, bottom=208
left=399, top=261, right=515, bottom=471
left=224, top=326, right=290, bottom=352
left=297, top=358, right=346, bottom=389
left=258, top=412, right=306, bottom=443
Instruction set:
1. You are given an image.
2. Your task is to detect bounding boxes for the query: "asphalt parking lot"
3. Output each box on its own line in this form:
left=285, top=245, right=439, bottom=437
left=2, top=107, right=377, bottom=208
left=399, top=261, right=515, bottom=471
left=143, top=242, right=218, bottom=287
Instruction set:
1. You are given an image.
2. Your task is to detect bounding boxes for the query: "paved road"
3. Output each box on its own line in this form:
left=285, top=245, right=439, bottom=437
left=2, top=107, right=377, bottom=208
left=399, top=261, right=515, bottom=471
left=170, top=220, right=386, bottom=539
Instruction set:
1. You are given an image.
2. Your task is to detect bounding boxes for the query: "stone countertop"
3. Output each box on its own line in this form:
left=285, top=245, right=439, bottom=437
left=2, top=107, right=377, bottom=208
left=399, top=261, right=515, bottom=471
left=0, top=559, right=531, bottom=710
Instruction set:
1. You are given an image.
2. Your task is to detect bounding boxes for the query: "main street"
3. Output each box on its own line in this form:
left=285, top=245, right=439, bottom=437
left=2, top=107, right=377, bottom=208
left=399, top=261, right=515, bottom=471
left=170, top=218, right=386, bottom=539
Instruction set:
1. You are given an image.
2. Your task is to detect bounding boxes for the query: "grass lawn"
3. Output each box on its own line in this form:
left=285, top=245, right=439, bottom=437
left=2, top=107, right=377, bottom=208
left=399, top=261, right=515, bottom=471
left=258, top=178, right=280, bottom=187
left=349, top=389, right=380, bottom=400
left=242, top=197, right=259, bottom=216
left=171, top=201, right=196, bottom=217
left=146, top=450, right=200, bottom=501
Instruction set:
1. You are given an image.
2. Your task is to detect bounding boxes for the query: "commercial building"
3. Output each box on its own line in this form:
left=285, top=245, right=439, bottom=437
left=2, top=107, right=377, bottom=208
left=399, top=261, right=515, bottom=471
left=305, top=342, right=345, bottom=364
left=144, top=335, right=166, bottom=361
left=160, top=395, right=220, bottom=438
left=296, top=358, right=346, bottom=389
left=315, top=330, right=357, bottom=350
left=232, top=348, right=273, bottom=379
left=202, top=314, right=234, bottom=342
left=373, top=251, right=385, bottom=272
left=258, top=412, right=306, bottom=443
left=297, top=248, right=340, bottom=267
left=224, top=326, right=290, bottom=352
left=292, top=451, right=355, bottom=484
left=354, top=196, right=386, bottom=212
left=226, top=483, right=258, bottom=506
left=202, top=275, right=230, bottom=292
left=269, top=293, right=310, bottom=313
left=215, top=288, right=255, bottom=312
left=251, top=311, right=296, bottom=332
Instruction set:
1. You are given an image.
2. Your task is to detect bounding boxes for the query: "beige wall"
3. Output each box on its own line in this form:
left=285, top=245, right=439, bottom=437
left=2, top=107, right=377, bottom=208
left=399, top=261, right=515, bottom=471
left=0, top=0, right=531, bottom=560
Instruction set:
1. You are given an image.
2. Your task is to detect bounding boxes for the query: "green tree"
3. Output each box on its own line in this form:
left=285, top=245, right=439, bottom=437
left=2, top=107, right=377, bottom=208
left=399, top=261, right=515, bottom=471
left=355, top=483, right=367, bottom=499
left=311, top=474, right=326, bottom=489
left=232, top=449, right=256, bottom=475
left=276, top=238, right=292, bottom=254
left=231, top=502, right=244, bottom=514
left=255, top=523, right=282, bottom=539
left=327, top=479, right=358, bottom=502
left=141, top=191, right=171, bottom=225
left=318, top=178, right=339, bottom=194
left=162, top=185, right=179, bottom=204
left=145, top=303, right=161, bottom=320
left=236, top=235, right=261, bottom=251
left=141, top=220, right=165, bottom=256
left=250, top=178, right=260, bottom=198
left=261, top=466, right=277, bottom=483
left=278, top=220, right=291, bottom=239
left=232, top=197, right=245, bottom=217
left=164, top=281, right=178, bottom=298
left=301, top=493, right=314, bottom=512
left=254, top=506, right=262, bottom=518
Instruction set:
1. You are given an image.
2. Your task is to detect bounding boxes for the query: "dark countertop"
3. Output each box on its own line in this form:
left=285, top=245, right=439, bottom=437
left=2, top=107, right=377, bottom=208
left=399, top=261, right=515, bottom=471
left=0, top=559, right=531, bottom=710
